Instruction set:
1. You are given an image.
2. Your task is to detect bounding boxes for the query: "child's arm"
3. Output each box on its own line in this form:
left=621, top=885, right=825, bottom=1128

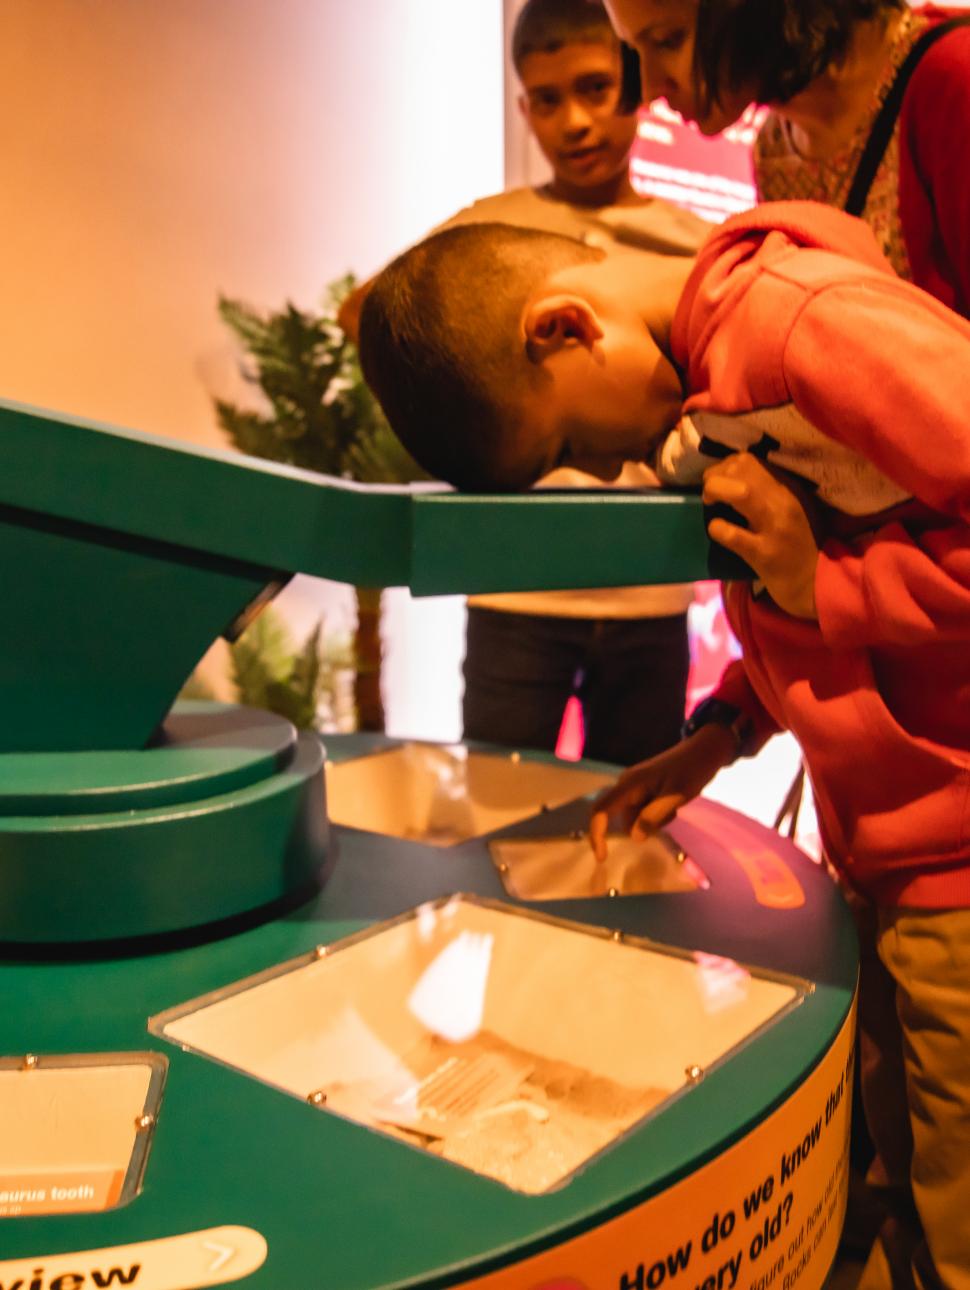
left=589, top=456, right=815, bottom=860
left=588, top=723, right=739, bottom=862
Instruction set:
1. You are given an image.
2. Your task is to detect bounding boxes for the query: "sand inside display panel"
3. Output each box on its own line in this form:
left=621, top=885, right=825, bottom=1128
left=489, top=831, right=710, bottom=900
left=152, top=897, right=805, bottom=1193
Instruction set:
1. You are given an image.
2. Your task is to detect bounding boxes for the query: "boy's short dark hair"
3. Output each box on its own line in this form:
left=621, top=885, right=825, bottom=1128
left=694, top=0, right=905, bottom=111
left=358, top=223, right=599, bottom=492
left=511, top=0, right=617, bottom=72
left=513, top=0, right=642, bottom=115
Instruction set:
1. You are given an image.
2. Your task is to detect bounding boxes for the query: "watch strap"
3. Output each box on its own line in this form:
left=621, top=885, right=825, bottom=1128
left=681, top=696, right=756, bottom=759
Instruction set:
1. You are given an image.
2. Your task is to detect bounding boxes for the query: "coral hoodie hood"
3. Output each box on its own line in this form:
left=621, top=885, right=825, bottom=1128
left=659, top=199, right=970, bottom=526
left=671, top=201, right=895, bottom=414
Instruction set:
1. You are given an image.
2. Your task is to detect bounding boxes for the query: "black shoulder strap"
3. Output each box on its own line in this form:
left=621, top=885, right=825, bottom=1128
left=845, top=17, right=970, bottom=217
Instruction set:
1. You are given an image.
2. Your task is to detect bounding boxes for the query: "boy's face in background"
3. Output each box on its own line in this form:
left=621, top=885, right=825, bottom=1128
left=518, top=39, right=638, bottom=198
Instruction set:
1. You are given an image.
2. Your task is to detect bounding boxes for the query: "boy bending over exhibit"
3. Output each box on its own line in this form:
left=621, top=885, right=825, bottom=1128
left=450, top=0, right=707, bottom=767
left=345, top=0, right=710, bottom=768
left=358, top=203, right=970, bottom=1286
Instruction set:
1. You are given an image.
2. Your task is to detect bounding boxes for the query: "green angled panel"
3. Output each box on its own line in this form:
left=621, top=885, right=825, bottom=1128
left=1, top=399, right=718, bottom=604
left=0, top=509, right=277, bottom=752
left=0, top=398, right=416, bottom=588
left=0, top=399, right=719, bottom=757
left=408, top=487, right=711, bottom=595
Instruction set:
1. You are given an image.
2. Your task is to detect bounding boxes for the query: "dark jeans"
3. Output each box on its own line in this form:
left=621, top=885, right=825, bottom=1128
left=462, top=606, right=690, bottom=767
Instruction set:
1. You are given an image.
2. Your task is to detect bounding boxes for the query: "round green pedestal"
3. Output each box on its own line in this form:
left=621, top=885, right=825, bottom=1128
left=0, top=702, right=330, bottom=943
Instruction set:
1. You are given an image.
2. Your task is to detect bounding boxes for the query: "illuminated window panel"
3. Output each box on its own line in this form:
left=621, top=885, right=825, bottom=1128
left=324, top=743, right=613, bottom=846
left=489, top=831, right=709, bottom=900
left=152, top=897, right=807, bottom=1194
left=0, top=1052, right=166, bottom=1218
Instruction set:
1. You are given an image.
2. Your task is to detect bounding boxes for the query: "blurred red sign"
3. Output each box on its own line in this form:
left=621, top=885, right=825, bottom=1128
left=631, top=101, right=767, bottom=223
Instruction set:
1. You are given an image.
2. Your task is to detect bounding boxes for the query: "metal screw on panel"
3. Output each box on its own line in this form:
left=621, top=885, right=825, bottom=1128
left=675, top=850, right=687, bottom=865
left=611, top=929, right=623, bottom=943
left=510, top=751, right=521, bottom=764
left=608, top=887, right=619, bottom=898
left=308, top=1090, right=327, bottom=1106
left=134, top=1113, right=156, bottom=1131
left=313, top=945, right=329, bottom=959
left=21, top=1054, right=38, bottom=1071
left=685, top=1065, right=704, bottom=1083
left=498, top=863, right=510, bottom=875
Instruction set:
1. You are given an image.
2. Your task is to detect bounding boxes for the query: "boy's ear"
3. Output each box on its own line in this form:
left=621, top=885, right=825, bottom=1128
left=523, top=295, right=604, bottom=362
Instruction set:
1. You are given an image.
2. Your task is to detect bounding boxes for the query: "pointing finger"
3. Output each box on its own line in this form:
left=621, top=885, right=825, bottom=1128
left=589, top=807, right=610, bottom=863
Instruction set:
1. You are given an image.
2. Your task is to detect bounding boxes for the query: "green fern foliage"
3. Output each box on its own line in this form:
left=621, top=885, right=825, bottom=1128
left=211, top=273, right=417, bottom=733
left=215, top=274, right=428, bottom=484
left=228, top=607, right=352, bottom=732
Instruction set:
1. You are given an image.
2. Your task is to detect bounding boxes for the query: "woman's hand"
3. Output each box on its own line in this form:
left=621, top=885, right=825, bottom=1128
left=589, top=725, right=737, bottom=862
left=702, top=454, right=820, bottom=619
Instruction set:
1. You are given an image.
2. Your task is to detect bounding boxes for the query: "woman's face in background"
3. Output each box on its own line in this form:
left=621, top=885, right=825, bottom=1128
left=604, top=0, right=754, bottom=135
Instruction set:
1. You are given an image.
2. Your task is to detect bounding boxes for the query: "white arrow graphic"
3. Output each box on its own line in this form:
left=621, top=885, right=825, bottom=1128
left=202, top=1239, right=236, bottom=1273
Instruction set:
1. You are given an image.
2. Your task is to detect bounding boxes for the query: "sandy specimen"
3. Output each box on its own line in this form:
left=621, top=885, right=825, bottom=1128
left=323, top=1030, right=670, bottom=1193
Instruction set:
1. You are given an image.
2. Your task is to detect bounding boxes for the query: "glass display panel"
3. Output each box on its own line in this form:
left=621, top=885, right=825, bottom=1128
left=324, top=743, right=613, bottom=846
left=0, top=1052, right=166, bottom=1217
left=151, top=898, right=806, bottom=1194
left=489, top=831, right=709, bottom=900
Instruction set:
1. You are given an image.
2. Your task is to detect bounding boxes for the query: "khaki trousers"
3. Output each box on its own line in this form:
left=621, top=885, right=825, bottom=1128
left=853, top=904, right=970, bottom=1290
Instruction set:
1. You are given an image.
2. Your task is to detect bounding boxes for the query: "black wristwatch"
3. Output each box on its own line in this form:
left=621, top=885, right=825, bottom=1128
left=681, top=697, right=756, bottom=759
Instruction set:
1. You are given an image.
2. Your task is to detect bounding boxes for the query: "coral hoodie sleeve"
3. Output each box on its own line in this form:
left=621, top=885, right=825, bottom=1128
left=781, top=277, right=970, bottom=649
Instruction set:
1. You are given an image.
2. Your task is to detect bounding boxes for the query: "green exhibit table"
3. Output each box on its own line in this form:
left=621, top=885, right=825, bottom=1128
left=0, top=401, right=856, bottom=1290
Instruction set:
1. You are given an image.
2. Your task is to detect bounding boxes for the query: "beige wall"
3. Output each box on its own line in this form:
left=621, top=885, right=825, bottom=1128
left=503, top=0, right=550, bottom=190
left=0, top=0, right=502, bottom=730
left=0, top=0, right=503, bottom=448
